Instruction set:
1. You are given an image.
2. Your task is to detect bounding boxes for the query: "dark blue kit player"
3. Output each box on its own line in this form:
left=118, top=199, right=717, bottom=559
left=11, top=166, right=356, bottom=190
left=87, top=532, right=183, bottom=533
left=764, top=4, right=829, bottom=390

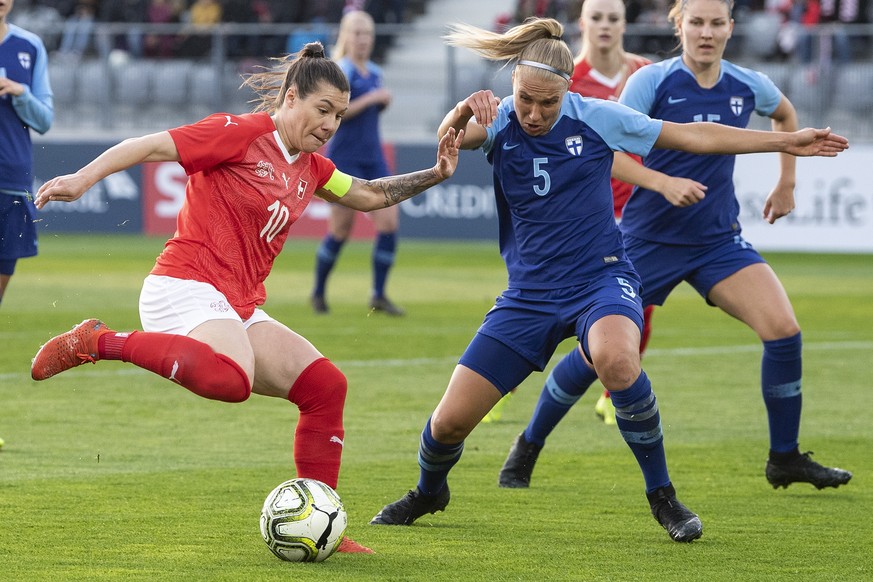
left=369, top=16, right=849, bottom=542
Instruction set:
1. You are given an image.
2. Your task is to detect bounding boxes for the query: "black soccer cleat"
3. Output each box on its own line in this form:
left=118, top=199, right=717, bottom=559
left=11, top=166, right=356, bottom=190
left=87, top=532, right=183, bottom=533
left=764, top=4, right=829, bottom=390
left=498, top=432, right=543, bottom=489
left=369, top=296, right=405, bottom=316
left=765, top=451, right=853, bottom=490
left=646, top=484, right=703, bottom=543
left=369, top=485, right=450, bottom=525
left=310, top=295, right=329, bottom=314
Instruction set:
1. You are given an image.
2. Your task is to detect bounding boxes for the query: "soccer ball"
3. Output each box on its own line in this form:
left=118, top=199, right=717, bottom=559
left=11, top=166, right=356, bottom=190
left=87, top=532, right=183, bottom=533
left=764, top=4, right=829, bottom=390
left=259, top=478, right=347, bottom=562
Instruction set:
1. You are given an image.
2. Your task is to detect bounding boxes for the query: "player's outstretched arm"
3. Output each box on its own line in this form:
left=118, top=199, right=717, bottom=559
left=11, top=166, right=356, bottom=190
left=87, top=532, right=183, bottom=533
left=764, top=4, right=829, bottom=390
left=35, top=132, right=179, bottom=209
left=781, top=127, right=849, bottom=157
left=655, top=122, right=849, bottom=158
left=321, top=128, right=464, bottom=212
left=612, top=152, right=707, bottom=207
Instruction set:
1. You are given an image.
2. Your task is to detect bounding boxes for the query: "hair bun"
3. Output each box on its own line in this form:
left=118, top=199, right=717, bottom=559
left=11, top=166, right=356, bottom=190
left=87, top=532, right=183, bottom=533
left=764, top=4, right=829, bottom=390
left=300, top=41, right=326, bottom=58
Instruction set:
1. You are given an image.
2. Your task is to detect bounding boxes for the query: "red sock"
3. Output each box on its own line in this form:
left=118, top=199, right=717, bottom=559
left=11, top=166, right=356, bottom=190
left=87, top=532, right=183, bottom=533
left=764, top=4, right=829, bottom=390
left=288, top=358, right=347, bottom=490
left=98, top=331, right=251, bottom=403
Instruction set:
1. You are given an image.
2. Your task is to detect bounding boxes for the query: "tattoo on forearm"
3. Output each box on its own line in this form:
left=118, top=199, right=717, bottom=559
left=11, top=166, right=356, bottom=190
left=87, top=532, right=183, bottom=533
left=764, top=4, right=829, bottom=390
left=366, top=169, right=441, bottom=207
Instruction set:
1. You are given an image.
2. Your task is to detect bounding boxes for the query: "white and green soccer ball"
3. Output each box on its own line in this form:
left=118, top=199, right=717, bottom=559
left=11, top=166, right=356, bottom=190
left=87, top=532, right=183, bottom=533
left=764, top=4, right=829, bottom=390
left=259, top=478, right=347, bottom=562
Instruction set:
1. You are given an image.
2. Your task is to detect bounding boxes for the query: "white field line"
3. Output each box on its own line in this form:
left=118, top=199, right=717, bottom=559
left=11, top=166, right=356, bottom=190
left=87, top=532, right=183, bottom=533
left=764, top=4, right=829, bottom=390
left=3, top=340, right=872, bottom=383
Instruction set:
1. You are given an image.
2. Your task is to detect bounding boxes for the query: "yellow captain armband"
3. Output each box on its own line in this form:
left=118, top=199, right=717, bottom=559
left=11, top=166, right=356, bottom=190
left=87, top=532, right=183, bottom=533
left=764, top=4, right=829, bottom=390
left=323, top=169, right=353, bottom=198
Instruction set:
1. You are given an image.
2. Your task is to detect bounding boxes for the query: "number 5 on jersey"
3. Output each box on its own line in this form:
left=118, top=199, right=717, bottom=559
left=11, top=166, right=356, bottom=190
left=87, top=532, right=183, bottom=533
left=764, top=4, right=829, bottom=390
left=533, top=158, right=551, bottom=197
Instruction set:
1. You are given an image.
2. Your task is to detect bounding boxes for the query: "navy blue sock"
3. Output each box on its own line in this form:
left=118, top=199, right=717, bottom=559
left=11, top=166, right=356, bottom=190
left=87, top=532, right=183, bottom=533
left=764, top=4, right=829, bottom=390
left=524, top=349, right=598, bottom=446
left=313, top=235, right=344, bottom=297
left=761, top=333, right=803, bottom=454
left=372, top=232, right=396, bottom=298
left=417, top=417, right=463, bottom=496
left=609, top=371, right=670, bottom=493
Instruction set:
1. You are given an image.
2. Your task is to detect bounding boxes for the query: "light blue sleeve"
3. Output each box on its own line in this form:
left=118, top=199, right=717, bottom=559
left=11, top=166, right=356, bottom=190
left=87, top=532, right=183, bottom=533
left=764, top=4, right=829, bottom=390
left=481, top=96, right=514, bottom=155
left=618, top=62, right=662, bottom=115
left=565, top=95, right=662, bottom=157
left=368, top=61, right=384, bottom=88
left=722, top=61, right=783, bottom=117
left=338, top=57, right=355, bottom=79
left=11, top=37, right=53, bottom=134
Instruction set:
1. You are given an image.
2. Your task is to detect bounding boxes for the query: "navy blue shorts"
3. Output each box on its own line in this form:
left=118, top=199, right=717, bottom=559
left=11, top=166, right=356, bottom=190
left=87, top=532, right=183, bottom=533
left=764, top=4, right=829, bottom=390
left=624, top=232, right=767, bottom=307
left=333, top=158, right=390, bottom=181
left=458, top=269, right=644, bottom=394
left=1, top=194, right=38, bottom=262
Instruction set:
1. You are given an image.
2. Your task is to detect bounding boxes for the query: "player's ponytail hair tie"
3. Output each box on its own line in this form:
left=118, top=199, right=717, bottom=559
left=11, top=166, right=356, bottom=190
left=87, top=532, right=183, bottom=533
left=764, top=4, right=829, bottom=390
left=299, top=41, right=327, bottom=58
left=549, top=34, right=563, bottom=40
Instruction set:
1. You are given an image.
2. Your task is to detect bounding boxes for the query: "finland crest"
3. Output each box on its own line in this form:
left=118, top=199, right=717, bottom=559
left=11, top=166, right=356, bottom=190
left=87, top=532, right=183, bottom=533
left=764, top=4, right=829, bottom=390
left=18, top=52, right=32, bottom=69
left=565, top=135, right=583, bottom=156
left=730, top=96, right=744, bottom=116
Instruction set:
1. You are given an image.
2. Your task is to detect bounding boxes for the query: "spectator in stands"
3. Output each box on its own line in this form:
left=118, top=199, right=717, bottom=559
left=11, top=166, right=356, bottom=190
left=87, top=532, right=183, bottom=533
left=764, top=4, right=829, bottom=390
left=178, top=0, right=222, bottom=57
left=222, top=0, right=257, bottom=58
left=363, top=0, right=408, bottom=61
left=38, top=0, right=78, bottom=22
left=515, top=0, right=568, bottom=23
left=8, top=0, right=66, bottom=51
left=365, top=0, right=407, bottom=25
left=187, top=0, right=222, bottom=24
left=143, top=0, right=182, bottom=59
left=57, top=0, right=97, bottom=60
left=286, top=18, right=331, bottom=56
left=796, top=0, right=861, bottom=66
left=497, top=0, right=570, bottom=36
left=252, top=0, right=310, bottom=54
left=791, top=0, right=824, bottom=65
left=98, top=0, right=147, bottom=58
left=633, top=0, right=677, bottom=55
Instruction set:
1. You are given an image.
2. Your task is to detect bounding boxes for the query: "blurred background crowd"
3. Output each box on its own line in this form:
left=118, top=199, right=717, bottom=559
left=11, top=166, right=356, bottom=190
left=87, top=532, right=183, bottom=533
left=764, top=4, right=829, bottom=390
left=13, top=0, right=870, bottom=63
left=14, top=0, right=412, bottom=61
left=9, top=0, right=873, bottom=139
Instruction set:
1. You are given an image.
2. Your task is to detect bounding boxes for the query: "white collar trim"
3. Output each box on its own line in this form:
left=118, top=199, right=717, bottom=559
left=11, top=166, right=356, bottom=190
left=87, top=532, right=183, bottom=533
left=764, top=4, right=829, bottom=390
left=272, top=130, right=300, bottom=164
left=588, top=68, right=622, bottom=89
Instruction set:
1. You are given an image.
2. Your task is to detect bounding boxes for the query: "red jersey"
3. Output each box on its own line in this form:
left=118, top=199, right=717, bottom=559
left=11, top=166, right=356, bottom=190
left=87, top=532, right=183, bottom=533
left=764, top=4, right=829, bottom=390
left=153, top=112, right=336, bottom=319
left=570, top=54, right=651, bottom=217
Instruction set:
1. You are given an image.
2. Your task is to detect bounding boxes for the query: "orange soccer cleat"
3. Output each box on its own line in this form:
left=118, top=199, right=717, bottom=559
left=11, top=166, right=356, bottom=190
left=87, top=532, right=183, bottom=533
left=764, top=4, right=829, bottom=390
left=31, top=319, right=115, bottom=381
left=336, top=536, right=374, bottom=554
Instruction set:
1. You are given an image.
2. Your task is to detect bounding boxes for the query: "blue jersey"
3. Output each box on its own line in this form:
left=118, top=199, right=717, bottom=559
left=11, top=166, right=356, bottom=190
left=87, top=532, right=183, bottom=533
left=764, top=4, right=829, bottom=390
left=0, top=24, right=53, bottom=195
left=482, top=93, right=662, bottom=290
left=325, top=57, right=387, bottom=171
left=618, top=57, right=782, bottom=244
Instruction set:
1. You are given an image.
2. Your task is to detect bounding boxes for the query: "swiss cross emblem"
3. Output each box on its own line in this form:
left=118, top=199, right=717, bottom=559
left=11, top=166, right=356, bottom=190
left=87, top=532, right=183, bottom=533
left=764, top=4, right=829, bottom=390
left=297, top=179, right=308, bottom=199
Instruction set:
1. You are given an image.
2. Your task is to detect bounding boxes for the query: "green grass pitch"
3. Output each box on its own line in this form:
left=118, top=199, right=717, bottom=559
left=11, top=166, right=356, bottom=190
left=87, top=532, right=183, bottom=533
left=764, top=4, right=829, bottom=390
left=1, top=235, right=870, bottom=581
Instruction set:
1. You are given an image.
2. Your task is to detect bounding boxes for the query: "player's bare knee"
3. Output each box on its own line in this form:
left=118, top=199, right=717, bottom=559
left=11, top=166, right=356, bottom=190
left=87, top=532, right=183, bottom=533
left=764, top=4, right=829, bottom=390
left=595, top=351, right=641, bottom=391
left=774, top=322, right=801, bottom=341
left=429, top=412, right=471, bottom=443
